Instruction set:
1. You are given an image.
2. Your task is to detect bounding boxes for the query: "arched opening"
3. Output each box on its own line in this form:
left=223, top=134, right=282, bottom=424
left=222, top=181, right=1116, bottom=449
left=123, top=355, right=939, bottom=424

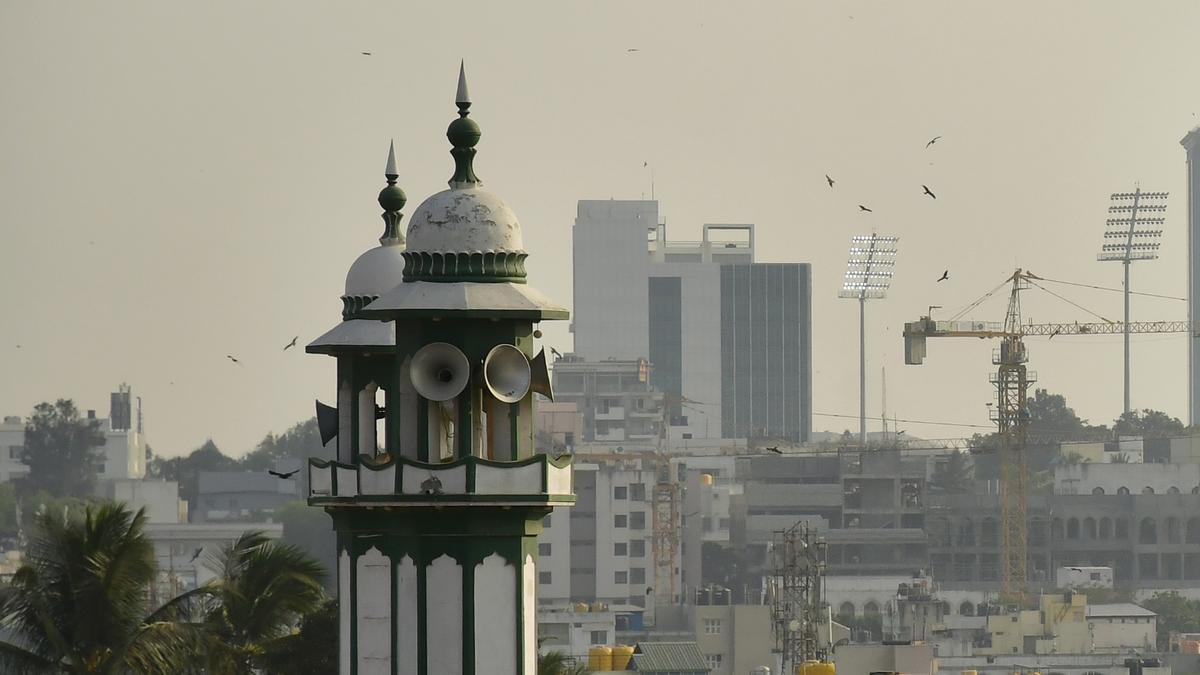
left=1083, top=517, right=1097, bottom=540
left=981, top=517, right=998, bottom=547
left=1192, top=486, right=1199, bottom=495
left=863, top=601, right=880, bottom=618
left=959, top=601, right=975, bottom=617
left=1117, top=486, right=1130, bottom=495
left=1169, top=486, right=1181, bottom=495
left=375, top=385, right=387, bottom=455
left=1167, top=517, right=1181, bottom=544
left=1143, top=486, right=1156, bottom=495
left=940, top=601, right=951, bottom=617
left=1115, top=518, right=1129, bottom=540
left=1092, top=486, right=1105, bottom=495
left=1066, top=518, right=1080, bottom=540
left=1099, top=517, right=1112, bottom=540
left=1139, top=517, right=1158, bottom=545
left=1051, top=518, right=1064, bottom=541
left=1029, top=518, right=1048, bottom=547
left=838, top=602, right=856, bottom=620
left=1187, top=518, right=1200, bottom=544
left=958, top=518, right=975, bottom=546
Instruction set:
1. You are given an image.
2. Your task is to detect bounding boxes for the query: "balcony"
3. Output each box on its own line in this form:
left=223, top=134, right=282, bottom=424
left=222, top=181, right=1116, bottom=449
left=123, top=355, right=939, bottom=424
left=595, top=407, right=626, bottom=421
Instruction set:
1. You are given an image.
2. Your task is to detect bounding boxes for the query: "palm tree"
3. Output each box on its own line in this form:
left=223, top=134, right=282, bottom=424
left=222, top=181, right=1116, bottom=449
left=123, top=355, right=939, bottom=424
left=198, top=531, right=325, bottom=674
left=538, top=650, right=587, bottom=675
left=0, top=502, right=201, bottom=674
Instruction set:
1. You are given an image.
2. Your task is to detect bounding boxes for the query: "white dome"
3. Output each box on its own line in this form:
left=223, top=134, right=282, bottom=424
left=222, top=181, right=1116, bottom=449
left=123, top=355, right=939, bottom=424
left=345, top=243, right=406, bottom=297
left=406, top=186, right=524, bottom=253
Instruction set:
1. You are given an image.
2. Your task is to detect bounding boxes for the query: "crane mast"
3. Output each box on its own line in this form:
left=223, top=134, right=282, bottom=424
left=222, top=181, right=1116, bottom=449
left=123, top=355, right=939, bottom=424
left=993, top=271, right=1033, bottom=601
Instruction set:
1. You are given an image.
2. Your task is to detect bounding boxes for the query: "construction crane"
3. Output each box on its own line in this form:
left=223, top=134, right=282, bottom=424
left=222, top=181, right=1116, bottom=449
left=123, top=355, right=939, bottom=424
left=903, top=268, right=1194, bottom=602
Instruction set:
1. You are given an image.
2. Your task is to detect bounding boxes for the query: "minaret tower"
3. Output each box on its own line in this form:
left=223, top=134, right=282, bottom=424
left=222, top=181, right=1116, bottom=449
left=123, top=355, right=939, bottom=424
left=307, top=65, right=573, bottom=675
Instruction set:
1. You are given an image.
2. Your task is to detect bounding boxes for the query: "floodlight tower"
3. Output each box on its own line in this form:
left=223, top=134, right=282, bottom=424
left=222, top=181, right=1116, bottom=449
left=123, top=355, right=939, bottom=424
left=838, top=234, right=898, bottom=445
left=1097, top=188, right=1168, bottom=413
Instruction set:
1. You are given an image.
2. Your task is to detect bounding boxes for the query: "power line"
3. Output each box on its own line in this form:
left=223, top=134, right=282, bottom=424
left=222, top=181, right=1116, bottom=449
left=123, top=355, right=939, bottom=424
left=1036, top=275, right=1185, bottom=302
left=812, top=411, right=993, bottom=429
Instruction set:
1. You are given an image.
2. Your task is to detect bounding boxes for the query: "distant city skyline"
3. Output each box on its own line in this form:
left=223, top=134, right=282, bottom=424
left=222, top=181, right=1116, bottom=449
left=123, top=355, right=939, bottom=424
left=2, top=2, right=1199, bottom=455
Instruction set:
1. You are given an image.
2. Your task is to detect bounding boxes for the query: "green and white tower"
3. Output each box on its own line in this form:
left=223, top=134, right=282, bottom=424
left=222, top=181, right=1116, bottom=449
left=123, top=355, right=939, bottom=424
left=307, top=65, right=574, bottom=675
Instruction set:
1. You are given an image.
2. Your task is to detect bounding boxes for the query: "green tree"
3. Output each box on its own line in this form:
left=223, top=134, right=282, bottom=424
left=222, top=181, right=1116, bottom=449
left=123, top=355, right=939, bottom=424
left=256, top=600, right=337, bottom=675
left=240, top=418, right=327, bottom=472
left=930, top=450, right=973, bottom=493
left=149, top=440, right=237, bottom=510
left=19, top=400, right=105, bottom=498
left=1114, top=409, right=1186, bottom=439
left=1142, top=591, right=1200, bottom=650
left=199, top=531, right=326, bottom=674
left=0, top=502, right=200, bottom=674
left=538, top=651, right=587, bottom=675
left=276, top=501, right=335, bottom=591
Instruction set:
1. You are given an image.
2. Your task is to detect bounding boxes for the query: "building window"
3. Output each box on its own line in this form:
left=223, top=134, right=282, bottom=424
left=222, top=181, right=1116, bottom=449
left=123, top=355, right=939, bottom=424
left=630, top=540, right=646, bottom=557
left=538, top=543, right=552, bottom=557
left=590, top=630, right=608, bottom=645
left=614, top=486, right=628, bottom=500
left=538, top=571, right=552, bottom=584
left=615, top=571, right=628, bottom=584
left=614, top=515, right=627, bottom=528
left=631, top=567, right=645, bottom=584
left=630, top=483, right=646, bottom=501
left=544, top=514, right=552, bottom=527
left=706, top=654, right=724, bottom=669
left=8, top=446, right=21, bottom=460
left=704, top=618, right=723, bottom=635
left=614, top=542, right=627, bottom=556
left=630, top=511, right=646, bottom=530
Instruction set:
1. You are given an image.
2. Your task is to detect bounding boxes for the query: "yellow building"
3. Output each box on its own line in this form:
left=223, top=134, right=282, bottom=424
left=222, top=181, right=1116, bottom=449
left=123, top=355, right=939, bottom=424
left=978, top=593, right=1091, bottom=656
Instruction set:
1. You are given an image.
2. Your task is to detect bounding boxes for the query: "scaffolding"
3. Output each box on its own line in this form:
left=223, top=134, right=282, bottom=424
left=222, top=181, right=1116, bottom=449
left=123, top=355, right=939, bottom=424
left=769, top=520, right=827, bottom=674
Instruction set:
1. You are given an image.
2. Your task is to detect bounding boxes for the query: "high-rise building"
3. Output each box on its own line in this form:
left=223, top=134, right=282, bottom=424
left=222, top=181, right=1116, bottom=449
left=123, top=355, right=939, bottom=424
left=1182, top=127, right=1200, bottom=425
left=573, top=200, right=812, bottom=442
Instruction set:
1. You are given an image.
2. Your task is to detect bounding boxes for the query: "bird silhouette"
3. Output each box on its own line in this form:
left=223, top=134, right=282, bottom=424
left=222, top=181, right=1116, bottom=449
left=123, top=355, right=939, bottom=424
left=361, top=51, right=372, bottom=56
left=268, top=469, right=300, bottom=479
left=190, top=547, right=203, bottom=563
left=549, top=346, right=563, bottom=359
left=627, top=48, right=640, bottom=52
left=926, top=136, right=942, bottom=148
left=283, top=336, right=299, bottom=351
left=826, top=175, right=835, bottom=188
left=226, top=355, right=241, bottom=364
left=858, top=205, right=872, bottom=213
left=922, top=185, right=936, bottom=199
left=766, top=446, right=782, bottom=454
left=937, top=270, right=949, bottom=282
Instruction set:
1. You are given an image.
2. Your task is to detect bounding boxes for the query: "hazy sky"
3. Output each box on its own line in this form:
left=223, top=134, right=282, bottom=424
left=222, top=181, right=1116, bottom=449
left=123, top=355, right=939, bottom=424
left=3, top=2, right=1199, bottom=456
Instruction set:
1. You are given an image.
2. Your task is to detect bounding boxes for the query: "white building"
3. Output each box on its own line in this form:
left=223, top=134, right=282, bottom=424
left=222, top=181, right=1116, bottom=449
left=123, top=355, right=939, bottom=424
left=1056, top=565, right=1114, bottom=589
left=572, top=200, right=812, bottom=443
left=536, top=606, right=616, bottom=660
left=1055, top=462, right=1200, bottom=496
left=0, top=416, right=30, bottom=483
left=1087, top=603, right=1157, bottom=653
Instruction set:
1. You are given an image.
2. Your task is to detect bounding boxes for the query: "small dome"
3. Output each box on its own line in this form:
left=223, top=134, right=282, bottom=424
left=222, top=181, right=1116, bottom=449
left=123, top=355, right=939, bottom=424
left=406, top=186, right=524, bottom=254
left=345, top=243, right=406, bottom=297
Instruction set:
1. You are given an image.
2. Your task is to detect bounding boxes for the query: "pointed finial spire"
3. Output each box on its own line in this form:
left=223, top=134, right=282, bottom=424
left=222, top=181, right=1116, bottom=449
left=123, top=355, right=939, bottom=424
left=377, top=140, right=406, bottom=246
left=447, top=61, right=482, bottom=188
left=455, top=60, right=471, bottom=114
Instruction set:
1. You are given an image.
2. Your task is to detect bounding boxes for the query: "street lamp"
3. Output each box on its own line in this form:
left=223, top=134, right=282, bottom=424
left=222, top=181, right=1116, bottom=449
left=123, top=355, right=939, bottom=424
left=838, top=234, right=899, bottom=446
left=1097, top=188, right=1168, bottom=413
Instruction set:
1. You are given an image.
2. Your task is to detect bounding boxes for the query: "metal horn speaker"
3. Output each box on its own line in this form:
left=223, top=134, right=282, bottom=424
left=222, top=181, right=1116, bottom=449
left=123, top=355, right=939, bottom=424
left=410, top=342, right=471, bottom=402
left=483, top=344, right=532, bottom=403
left=529, top=348, right=554, bottom=401
left=315, top=399, right=338, bottom=447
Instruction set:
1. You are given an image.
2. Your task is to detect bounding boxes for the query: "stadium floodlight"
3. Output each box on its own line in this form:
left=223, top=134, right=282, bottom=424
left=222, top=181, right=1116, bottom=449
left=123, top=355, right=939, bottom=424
left=839, top=233, right=899, bottom=445
left=1096, top=187, right=1168, bottom=413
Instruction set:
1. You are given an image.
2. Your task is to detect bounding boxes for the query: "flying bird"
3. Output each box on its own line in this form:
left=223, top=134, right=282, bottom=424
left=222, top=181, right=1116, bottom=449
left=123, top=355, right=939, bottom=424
left=190, top=547, right=203, bottom=563
left=627, top=48, right=640, bottom=52
left=858, top=205, right=872, bottom=213
left=937, top=270, right=949, bottom=282
left=226, top=355, right=241, bottom=364
left=825, top=174, right=835, bottom=188
left=549, top=346, right=563, bottom=359
left=268, top=468, right=300, bottom=479
left=922, top=185, right=936, bottom=199
left=925, top=136, right=942, bottom=148
left=766, top=446, right=782, bottom=454
left=361, top=51, right=372, bottom=56
left=283, top=336, right=299, bottom=351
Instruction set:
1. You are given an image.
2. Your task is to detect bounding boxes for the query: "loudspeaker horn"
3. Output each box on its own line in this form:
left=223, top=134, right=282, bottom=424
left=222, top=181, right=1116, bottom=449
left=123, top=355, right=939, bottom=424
left=315, top=400, right=338, bottom=447
left=483, top=344, right=532, bottom=403
left=410, top=342, right=471, bottom=402
left=529, top=348, right=554, bottom=401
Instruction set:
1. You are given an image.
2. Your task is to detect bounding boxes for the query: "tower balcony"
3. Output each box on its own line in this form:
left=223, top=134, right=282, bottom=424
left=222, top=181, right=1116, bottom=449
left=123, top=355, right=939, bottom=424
left=308, top=453, right=575, bottom=507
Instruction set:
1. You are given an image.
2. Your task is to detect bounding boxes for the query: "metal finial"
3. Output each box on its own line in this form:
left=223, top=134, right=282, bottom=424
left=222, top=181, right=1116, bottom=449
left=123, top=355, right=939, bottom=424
left=456, top=60, right=471, bottom=117
left=385, top=139, right=398, bottom=183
